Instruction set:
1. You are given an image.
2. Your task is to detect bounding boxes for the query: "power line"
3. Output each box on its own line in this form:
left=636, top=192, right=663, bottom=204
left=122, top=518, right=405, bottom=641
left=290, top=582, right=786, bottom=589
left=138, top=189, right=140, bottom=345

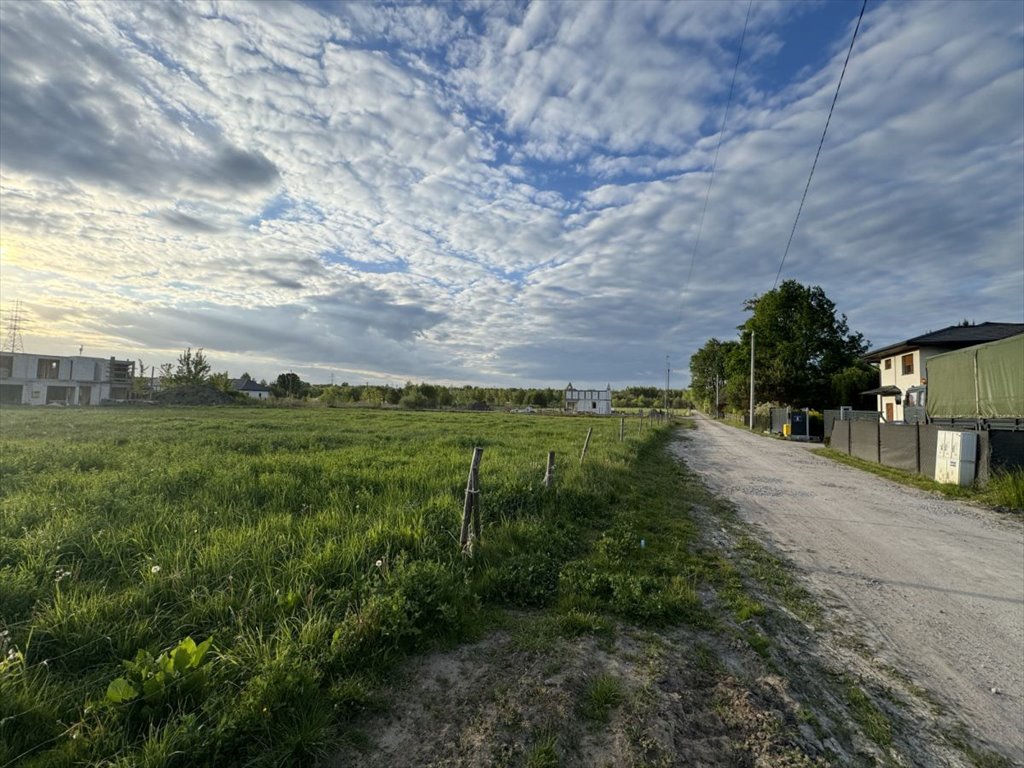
left=772, top=0, right=867, bottom=290
left=683, top=0, right=753, bottom=297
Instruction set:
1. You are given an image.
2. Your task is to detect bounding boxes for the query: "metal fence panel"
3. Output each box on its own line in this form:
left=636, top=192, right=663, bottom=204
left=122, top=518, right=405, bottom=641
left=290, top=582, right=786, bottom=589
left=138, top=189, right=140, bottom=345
left=831, top=421, right=851, bottom=453
left=824, top=409, right=880, bottom=440
left=990, top=431, right=1024, bottom=473
left=919, top=426, right=938, bottom=479
left=770, top=407, right=789, bottom=434
left=880, top=424, right=919, bottom=472
left=850, top=420, right=880, bottom=463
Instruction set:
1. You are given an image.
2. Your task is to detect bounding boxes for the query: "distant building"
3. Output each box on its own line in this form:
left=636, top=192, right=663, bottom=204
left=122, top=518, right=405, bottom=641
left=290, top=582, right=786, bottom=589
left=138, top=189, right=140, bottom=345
left=564, top=383, right=612, bottom=415
left=232, top=378, right=272, bottom=400
left=0, top=352, right=134, bottom=406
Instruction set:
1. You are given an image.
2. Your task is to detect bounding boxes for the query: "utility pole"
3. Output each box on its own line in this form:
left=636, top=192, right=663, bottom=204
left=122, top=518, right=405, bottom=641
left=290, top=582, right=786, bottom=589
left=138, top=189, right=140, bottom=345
left=714, top=376, right=721, bottom=420
left=748, top=330, right=755, bottom=431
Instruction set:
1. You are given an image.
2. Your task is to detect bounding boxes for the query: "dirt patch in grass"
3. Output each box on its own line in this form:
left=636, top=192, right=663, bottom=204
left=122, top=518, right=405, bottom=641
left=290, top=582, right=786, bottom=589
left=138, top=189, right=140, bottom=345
left=331, top=622, right=828, bottom=768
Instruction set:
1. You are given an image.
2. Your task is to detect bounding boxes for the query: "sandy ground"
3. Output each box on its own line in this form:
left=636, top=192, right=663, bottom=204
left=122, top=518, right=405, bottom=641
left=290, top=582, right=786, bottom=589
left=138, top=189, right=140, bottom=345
left=671, top=416, right=1024, bottom=764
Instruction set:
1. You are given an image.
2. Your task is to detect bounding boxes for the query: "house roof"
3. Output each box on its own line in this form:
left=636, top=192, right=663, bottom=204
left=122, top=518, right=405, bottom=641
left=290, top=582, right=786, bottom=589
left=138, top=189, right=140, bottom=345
left=862, top=322, right=1024, bottom=363
left=233, top=378, right=271, bottom=392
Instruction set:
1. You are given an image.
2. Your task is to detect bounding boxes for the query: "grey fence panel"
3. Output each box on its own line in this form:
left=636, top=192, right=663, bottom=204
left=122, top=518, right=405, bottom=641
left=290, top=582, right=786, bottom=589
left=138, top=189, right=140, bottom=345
left=770, top=407, right=789, bottom=434
left=824, top=409, right=881, bottom=440
left=824, top=410, right=839, bottom=440
left=977, top=431, right=991, bottom=484
left=831, top=421, right=851, bottom=453
left=850, top=420, right=880, bottom=463
left=990, top=431, right=1024, bottom=473
left=879, top=424, right=919, bottom=472
left=919, top=427, right=938, bottom=479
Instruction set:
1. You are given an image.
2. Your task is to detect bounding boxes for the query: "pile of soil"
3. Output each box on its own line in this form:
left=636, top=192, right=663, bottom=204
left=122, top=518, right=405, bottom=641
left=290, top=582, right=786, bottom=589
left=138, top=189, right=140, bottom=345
left=152, top=385, right=238, bottom=405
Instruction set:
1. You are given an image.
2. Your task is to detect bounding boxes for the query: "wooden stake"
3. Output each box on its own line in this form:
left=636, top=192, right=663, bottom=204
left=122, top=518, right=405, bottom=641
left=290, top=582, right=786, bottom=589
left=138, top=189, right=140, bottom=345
left=544, top=451, right=555, bottom=488
left=619, top=417, right=624, bottom=442
left=460, top=447, right=484, bottom=554
left=580, top=427, right=593, bottom=466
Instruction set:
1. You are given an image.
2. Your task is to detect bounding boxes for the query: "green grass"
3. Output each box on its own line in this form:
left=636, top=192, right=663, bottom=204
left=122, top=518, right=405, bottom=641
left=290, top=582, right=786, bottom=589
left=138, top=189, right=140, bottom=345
left=985, top=469, right=1024, bottom=511
left=579, top=673, right=624, bottom=723
left=0, top=407, right=696, bottom=766
left=844, top=682, right=893, bottom=747
left=815, top=448, right=1024, bottom=512
left=524, top=729, right=561, bottom=768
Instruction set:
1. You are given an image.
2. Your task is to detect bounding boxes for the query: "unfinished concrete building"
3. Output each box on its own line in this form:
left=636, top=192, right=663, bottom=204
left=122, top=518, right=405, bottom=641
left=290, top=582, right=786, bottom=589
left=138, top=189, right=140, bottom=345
left=0, top=353, right=135, bottom=405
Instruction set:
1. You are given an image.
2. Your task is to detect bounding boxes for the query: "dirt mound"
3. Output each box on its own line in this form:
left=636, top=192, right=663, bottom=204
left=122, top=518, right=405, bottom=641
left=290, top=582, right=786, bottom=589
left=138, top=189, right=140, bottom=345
left=152, top=385, right=239, bottom=405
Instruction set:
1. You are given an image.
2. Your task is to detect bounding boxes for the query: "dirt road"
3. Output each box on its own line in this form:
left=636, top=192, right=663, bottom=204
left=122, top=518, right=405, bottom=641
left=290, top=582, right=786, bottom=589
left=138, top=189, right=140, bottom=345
left=671, top=416, right=1024, bottom=763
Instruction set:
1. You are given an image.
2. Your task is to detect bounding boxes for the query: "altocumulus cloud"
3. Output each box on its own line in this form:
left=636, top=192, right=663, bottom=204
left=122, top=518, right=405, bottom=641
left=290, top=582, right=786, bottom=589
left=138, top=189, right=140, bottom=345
left=0, top=0, right=1020, bottom=386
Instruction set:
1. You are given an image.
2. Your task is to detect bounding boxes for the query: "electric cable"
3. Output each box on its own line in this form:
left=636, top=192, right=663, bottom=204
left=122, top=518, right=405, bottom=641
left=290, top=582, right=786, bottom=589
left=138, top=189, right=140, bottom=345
left=772, top=0, right=868, bottom=290
left=683, top=0, right=753, bottom=296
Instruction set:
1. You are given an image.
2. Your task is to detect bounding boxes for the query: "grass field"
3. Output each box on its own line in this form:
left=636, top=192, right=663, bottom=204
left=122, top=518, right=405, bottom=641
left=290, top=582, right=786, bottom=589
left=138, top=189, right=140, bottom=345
left=0, top=407, right=701, bottom=767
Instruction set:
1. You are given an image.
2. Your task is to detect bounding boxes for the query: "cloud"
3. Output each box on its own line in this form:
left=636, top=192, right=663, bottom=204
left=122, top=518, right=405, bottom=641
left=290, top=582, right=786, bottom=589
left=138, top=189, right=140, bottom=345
left=0, top=0, right=1020, bottom=387
left=159, top=211, right=222, bottom=234
left=0, top=1, right=279, bottom=199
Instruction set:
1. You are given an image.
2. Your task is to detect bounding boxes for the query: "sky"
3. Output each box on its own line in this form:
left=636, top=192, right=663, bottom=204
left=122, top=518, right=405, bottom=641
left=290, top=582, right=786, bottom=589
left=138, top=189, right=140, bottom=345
left=1, top=0, right=1022, bottom=388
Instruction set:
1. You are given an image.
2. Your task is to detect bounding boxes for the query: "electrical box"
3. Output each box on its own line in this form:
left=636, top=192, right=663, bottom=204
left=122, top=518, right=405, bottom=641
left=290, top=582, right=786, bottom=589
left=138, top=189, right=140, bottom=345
left=934, top=430, right=977, bottom=485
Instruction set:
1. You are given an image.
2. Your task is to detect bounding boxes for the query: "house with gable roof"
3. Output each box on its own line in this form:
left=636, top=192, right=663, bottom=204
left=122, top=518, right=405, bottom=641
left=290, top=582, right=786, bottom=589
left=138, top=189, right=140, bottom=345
left=861, top=322, right=1024, bottom=422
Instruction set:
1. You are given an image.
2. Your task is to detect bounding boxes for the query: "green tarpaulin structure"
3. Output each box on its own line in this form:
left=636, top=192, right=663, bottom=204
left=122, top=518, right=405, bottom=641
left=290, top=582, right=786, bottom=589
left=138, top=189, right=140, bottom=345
left=927, top=333, right=1024, bottom=419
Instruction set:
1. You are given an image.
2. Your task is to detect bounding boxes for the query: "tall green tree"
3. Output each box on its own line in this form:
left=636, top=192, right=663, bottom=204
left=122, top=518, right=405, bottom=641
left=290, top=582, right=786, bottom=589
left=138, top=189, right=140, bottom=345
left=272, top=372, right=308, bottom=398
left=166, top=348, right=211, bottom=386
left=830, top=362, right=878, bottom=409
left=689, top=338, right=738, bottom=415
left=729, top=280, right=868, bottom=409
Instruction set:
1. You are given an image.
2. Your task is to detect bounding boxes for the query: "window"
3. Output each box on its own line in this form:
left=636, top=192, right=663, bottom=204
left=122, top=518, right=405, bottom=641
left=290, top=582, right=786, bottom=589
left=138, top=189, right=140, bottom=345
left=37, top=358, right=60, bottom=379
left=901, top=354, right=914, bottom=376
left=884, top=359, right=892, bottom=370
left=0, top=355, right=12, bottom=379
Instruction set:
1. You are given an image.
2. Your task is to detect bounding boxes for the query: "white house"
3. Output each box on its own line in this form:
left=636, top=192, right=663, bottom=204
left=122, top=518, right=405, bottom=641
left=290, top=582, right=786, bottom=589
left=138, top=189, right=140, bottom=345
left=862, top=322, right=1024, bottom=422
left=563, top=383, right=612, bottom=415
left=232, top=378, right=272, bottom=400
left=0, top=352, right=135, bottom=406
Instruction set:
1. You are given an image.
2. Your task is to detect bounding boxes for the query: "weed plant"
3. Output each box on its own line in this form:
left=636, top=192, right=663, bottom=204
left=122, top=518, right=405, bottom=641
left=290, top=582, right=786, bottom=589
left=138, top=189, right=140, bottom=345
left=0, top=407, right=687, bottom=766
left=579, top=674, right=624, bottom=723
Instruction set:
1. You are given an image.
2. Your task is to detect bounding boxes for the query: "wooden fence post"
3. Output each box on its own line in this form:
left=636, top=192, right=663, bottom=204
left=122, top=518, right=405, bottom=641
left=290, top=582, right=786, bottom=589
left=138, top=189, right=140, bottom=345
left=619, top=417, right=625, bottom=442
left=580, top=427, right=593, bottom=466
left=544, top=451, right=555, bottom=488
left=460, top=447, right=484, bottom=554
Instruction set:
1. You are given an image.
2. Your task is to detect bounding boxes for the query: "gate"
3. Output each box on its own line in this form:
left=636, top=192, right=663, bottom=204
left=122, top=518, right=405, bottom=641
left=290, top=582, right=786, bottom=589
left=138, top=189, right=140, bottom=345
left=770, top=407, right=790, bottom=434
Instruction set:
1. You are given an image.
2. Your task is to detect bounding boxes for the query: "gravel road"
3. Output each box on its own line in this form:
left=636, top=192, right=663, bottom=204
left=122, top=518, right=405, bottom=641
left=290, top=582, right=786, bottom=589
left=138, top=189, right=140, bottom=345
left=671, top=416, right=1024, bottom=763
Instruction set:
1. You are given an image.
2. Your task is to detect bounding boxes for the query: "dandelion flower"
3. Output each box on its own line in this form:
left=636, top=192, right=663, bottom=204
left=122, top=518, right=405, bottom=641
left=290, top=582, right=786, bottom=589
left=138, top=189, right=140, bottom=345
left=151, top=565, right=161, bottom=574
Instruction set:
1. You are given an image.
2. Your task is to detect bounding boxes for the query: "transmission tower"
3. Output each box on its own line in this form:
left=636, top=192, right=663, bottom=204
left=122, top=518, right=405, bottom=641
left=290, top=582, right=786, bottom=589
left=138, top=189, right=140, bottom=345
left=3, top=300, right=25, bottom=354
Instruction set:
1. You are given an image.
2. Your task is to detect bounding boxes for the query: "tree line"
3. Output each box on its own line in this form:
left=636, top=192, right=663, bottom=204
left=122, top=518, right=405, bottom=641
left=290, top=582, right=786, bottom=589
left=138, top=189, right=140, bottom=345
left=143, top=349, right=690, bottom=410
left=688, top=280, right=878, bottom=416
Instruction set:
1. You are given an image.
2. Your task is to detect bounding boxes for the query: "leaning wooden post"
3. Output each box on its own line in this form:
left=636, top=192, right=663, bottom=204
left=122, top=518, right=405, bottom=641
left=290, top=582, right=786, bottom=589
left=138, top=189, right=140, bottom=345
left=544, top=451, right=555, bottom=488
left=460, top=447, right=484, bottom=554
left=579, top=427, right=593, bottom=466
left=619, top=417, right=625, bottom=442
left=638, top=415, right=643, bottom=434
